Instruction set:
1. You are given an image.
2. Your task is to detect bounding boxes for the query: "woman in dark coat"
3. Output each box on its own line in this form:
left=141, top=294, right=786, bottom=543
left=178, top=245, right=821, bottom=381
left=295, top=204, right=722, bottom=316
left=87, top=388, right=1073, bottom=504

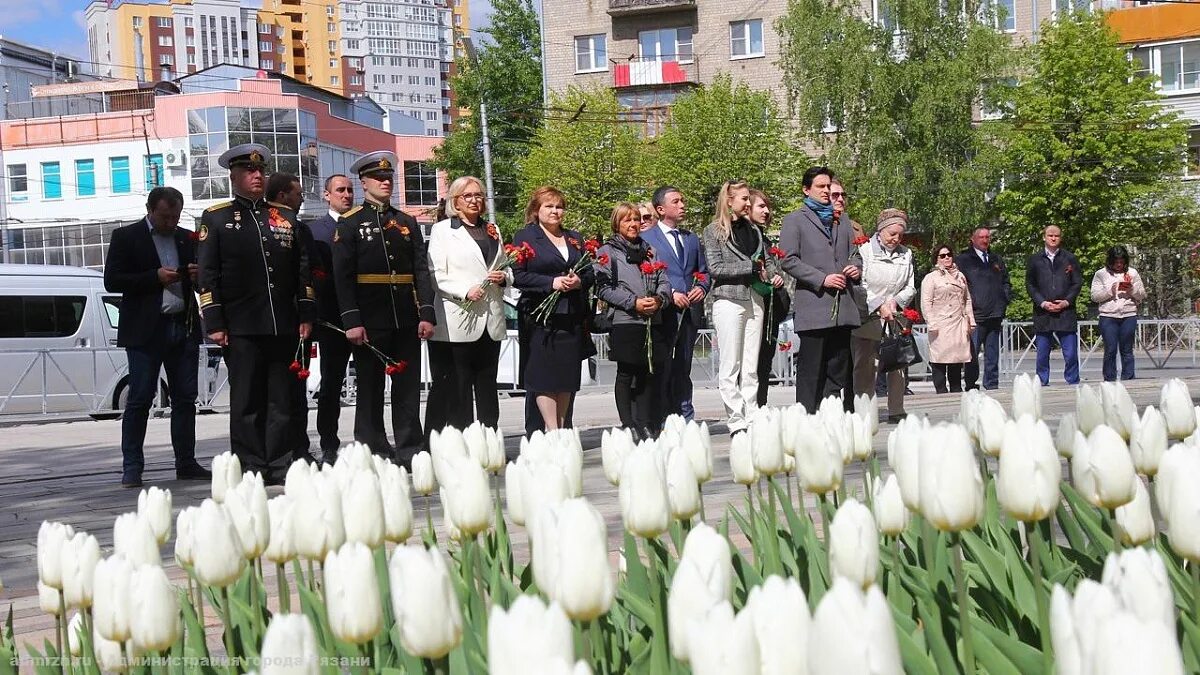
left=512, top=186, right=596, bottom=430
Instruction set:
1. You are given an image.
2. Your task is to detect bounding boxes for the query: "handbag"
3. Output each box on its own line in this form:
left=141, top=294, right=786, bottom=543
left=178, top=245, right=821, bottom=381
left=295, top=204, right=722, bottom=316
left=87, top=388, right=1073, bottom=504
left=590, top=301, right=615, bottom=334
left=877, top=320, right=923, bottom=373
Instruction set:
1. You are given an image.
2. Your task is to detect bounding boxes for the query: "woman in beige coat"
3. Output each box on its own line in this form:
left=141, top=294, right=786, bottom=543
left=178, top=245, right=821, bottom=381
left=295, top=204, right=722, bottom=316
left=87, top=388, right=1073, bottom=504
left=921, top=243, right=975, bottom=393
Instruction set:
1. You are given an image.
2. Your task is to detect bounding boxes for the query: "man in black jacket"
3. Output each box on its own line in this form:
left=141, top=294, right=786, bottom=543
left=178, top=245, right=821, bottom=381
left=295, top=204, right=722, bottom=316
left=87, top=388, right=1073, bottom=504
left=103, top=187, right=211, bottom=487
left=955, top=227, right=1010, bottom=390
left=1026, top=225, right=1083, bottom=385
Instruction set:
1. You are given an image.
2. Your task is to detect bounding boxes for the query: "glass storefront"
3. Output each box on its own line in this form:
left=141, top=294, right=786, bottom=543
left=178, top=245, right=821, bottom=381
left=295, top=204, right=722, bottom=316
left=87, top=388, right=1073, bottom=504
left=187, top=106, right=320, bottom=200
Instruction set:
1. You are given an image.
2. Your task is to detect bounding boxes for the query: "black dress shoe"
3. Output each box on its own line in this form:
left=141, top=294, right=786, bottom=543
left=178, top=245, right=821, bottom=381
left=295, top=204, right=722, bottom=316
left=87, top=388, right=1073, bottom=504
left=121, top=474, right=143, bottom=488
left=886, top=413, right=908, bottom=424
left=175, top=463, right=212, bottom=480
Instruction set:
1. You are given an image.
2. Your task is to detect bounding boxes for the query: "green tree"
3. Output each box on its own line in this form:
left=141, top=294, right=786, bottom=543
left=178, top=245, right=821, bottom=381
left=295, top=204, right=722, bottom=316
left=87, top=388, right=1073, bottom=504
left=994, top=11, right=1188, bottom=287
left=432, top=0, right=542, bottom=230
left=777, top=0, right=1014, bottom=245
left=650, top=74, right=809, bottom=230
left=521, top=86, right=651, bottom=239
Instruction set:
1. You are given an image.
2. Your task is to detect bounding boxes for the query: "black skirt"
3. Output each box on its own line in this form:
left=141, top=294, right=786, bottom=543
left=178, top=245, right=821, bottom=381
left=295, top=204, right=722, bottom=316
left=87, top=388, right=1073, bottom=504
left=524, top=316, right=587, bottom=393
left=609, top=321, right=670, bottom=367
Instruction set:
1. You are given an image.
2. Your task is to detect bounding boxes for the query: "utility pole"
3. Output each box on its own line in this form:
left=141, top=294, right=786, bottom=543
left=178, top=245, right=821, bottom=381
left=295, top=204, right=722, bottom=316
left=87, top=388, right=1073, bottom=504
left=460, top=36, right=496, bottom=226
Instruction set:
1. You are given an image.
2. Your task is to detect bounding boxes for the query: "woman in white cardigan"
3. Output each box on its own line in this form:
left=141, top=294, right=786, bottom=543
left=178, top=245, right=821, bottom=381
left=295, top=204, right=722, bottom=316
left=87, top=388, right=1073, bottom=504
left=850, top=209, right=915, bottom=423
left=426, top=176, right=510, bottom=431
left=1090, top=245, right=1146, bottom=382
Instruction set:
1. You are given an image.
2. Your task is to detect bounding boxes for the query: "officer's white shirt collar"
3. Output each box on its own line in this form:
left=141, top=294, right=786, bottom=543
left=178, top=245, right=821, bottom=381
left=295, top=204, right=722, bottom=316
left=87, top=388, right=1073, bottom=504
left=328, top=208, right=342, bottom=220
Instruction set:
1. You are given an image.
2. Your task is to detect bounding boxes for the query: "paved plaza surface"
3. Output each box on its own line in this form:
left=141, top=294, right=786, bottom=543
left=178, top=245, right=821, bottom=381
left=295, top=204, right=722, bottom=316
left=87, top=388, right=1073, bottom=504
left=1, top=371, right=1197, bottom=663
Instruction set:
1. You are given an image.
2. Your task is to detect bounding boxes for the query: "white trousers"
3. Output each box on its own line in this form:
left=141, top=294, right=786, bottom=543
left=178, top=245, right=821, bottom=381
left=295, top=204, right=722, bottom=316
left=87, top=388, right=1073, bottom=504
left=712, top=295, right=764, bottom=432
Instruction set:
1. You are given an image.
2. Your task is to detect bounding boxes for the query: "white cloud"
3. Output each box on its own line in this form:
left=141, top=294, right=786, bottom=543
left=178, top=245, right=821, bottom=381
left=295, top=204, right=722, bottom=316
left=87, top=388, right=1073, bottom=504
left=0, top=0, right=64, bottom=30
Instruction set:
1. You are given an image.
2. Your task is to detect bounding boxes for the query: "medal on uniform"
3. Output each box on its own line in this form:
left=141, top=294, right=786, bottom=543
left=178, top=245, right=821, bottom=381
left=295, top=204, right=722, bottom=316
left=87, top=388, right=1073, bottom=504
left=234, top=211, right=241, bottom=223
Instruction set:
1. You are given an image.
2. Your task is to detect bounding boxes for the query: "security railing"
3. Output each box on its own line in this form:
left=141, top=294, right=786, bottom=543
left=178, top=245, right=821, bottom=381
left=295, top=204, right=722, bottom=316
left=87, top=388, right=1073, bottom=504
left=999, top=319, right=1200, bottom=381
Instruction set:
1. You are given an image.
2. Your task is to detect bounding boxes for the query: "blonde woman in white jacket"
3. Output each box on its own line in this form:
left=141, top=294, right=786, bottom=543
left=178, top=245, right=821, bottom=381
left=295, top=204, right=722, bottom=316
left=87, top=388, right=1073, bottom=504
left=1090, top=245, right=1146, bottom=382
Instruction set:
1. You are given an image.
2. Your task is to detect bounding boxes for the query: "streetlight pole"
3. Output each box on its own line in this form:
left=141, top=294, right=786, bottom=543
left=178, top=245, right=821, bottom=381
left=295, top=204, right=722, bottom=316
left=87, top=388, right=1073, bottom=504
left=460, top=36, right=496, bottom=226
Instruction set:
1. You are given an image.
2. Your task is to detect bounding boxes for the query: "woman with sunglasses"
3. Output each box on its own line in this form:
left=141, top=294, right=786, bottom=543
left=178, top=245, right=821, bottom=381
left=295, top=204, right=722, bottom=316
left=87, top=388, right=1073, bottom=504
left=638, top=202, right=657, bottom=232
left=920, top=243, right=975, bottom=393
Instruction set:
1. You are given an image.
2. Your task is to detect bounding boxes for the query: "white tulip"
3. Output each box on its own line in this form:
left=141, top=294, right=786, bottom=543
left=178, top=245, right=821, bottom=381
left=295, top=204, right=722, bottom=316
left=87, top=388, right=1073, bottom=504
left=67, top=613, right=83, bottom=657
left=1076, top=384, right=1104, bottom=435
left=751, top=412, right=786, bottom=476
left=828, top=498, right=879, bottom=589
left=547, top=429, right=585, bottom=496
left=887, top=416, right=927, bottom=512
left=854, top=393, right=878, bottom=436
left=1160, top=379, right=1195, bottom=440
left=848, top=413, right=873, bottom=461
left=808, top=578, right=903, bottom=675
left=743, top=576, right=810, bottom=675
left=260, top=614, right=320, bottom=675
left=137, top=487, right=173, bottom=545
left=1130, top=406, right=1168, bottom=477
left=683, top=421, right=714, bottom=483
left=211, top=451, right=242, bottom=503
left=1050, top=585, right=1082, bottom=675
left=441, top=457, right=493, bottom=536
left=1056, top=412, right=1078, bottom=458
left=1089, top=611, right=1185, bottom=675
left=730, top=432, right=759, bottom=486
left=113, top=512, right=161, bottom=568
left=1071, top=431, right=1096, bottom=503
left=389, top=545, right=463, bottom=658
left=488, top=595, right=574, bottom=675
left=39, top=581, right=60, bottom=616
left=959, top=389, right=981, bottom=436
left=341, top=470, right=385, bottom=548
left=794, top=416, right=843, bottom=495
left=263, top=495, right=297, bottom=565
left=411, top=451, right=437, bottom=495
left=174, top=507, right=197, bottom=568
left=1167, top=472, right=1200, bottom=562
left=129, top=564, right=181, bottom=652
left=667, top=524, right=732, bottom=662
left=224, top=472, right=271, bottom=559
left=61, top=532, right=100, bottom=609
left=1154, top=443, right=1200, bottom=526
left=872, top=474, right=908, bottom=536
left=533, top=499, right=614, bottom=621
left=1101, top=548, right=1175, bottom=630
left=600, top=428, right=635, bottom=486
left=1012, top=372, right=1041, bottom=421
left=974, top=395, right=1008, bottom=457
left=92, top=554, right=134, bottom=642
left=997, top=416, right=1061, bottom=522
left=1101, top=382, right=1137, bottom=440
left=284, top=458, right=316, bottom=498
left=191, top=498, right=246, bottom=588
left=464, top=421, right=493, bottom=472
left=517, top=459, right=571, bottom=530
left=1114, top=476, right=1155, bottom=547
left=818, top=405, right=853, bottom=464
left=37, top=521, right=74, bottom=590
left=686, top=602, right=761, bottom=675
left=1085, top=425, right=1137, bottom=509
left=93, top=627, right=129, bottom=673
left=378, top=462, right=414, bottom=543
left=292, top=472, right=345, bottom=561
left=618, top=444, right=670, bottom=538
left=430, top=427, right=471, bottom=487
left=323, top=542, right=382, bottom=644
left=919, top=423, right=983, bottom=532
left=667, top=446, right=701, bottom=521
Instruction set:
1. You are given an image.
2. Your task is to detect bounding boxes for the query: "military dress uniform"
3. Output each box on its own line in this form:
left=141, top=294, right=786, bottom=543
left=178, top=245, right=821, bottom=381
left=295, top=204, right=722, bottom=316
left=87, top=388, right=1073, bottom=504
left=197, top=144, right=315, bottom=481
left=332, top=153, right=436, bottom=463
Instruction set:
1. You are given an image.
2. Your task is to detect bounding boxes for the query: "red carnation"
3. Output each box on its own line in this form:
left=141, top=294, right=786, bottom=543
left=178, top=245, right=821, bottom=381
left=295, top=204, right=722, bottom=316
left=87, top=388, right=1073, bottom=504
left=597, top=253, right=611, bottom=266
left=640, top=261, right=656, bottom=275
left=568, top=237, right=581, bottom=250
left=778, top=341, right=793, bottom=352
left=692, top=272, right=708, bottom=284
left=288, top=360, right=302, bottom=373
left=312, top=267, right=328, bottom=280
left=852, top=236, right=870, bottom=246
left=520, top=242, right=536, bottom=262
left=902, top=307, right=921, bottom=322
left=385, top=364, right=399, bottom=375
left=504, top=243, right=517, bottom=255
left=768, top=246, right=786, bottom=259
left=189, top=230, right=201, bottom=241
left=296, top=369, right=310, bottom=380
left=584, top=239, right=601, bottom=254
left=653, top=261, right=668, bottom=272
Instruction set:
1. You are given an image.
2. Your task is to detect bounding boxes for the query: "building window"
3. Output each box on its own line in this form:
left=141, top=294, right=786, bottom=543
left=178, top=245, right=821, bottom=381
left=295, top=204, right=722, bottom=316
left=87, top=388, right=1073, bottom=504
left=328, top=40, right=336, bottom=51
left=350, top=75, right=363, bottom=85
left=110, top=157, right=131, bottom=194
left=133, top=16, right=143, bottom=28
left=184, top=17, right=193, bottom=28
left=145, top=154, right=165, bottom=188
left=424, top=76, right=437, bottom=86
left=639, top=27, right=693, bottom=63
left=42, top=162, right=62, bottom=200
left=76, top=160, right=96, bottom=197
left=1187, top=129, right=1200, bottom=177
left=261, top=58, right=273, bottom=69
left=159, top=35, right=173, bottom=47
left=259, top=22, right=271, bottom=34
left=729, top=20, right=764, bottom=59
left=328, top=22, right=336, bottom=32
left=188, top=53, right=196, bottom=65
left=331, top=75, right=341, bottom=85
left=160, top=54, right=175, bottom=66
left=873, top=0, right=898, bottom=32
left=425, top=111, right=439, bottom=120
left=994, top=0, right=1016, bottom=31
left=327, top=5, right=335, bottom=15
left=1158, top=42, right=1200, bottom=92
left=409, top=75, right=420, bottom=85
left=330, top=58, right=337, bottom=68
left=186, top=35, right=194, bottom=47
left=403, top=161, right=437, bottom=205
left=347, top=39, right=360, bottom=50
left=259, top=40, right=272, bottom=52
left=349, top=57, right=362, bottom=68
left=7, top=164, right=27, bottom=195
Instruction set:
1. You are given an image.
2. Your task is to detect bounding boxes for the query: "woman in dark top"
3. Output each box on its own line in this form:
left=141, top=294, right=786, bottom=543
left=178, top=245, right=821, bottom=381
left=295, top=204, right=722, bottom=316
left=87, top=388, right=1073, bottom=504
left=749, top=189, right=789, bottom=407
left=512, top=186, right=595, bottom=430
left=595, top=203, right=673, bottom=440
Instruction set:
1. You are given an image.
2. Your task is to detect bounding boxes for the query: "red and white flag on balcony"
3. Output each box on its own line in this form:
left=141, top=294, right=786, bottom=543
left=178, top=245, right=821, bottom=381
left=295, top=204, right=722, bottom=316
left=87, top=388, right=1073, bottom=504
left=613, top=60, right=688, bottom=87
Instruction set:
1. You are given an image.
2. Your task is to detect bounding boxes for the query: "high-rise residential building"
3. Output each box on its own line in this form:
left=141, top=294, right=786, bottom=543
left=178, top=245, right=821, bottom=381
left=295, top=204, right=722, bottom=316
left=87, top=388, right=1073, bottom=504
left=85, top=0, right=465, bottom=137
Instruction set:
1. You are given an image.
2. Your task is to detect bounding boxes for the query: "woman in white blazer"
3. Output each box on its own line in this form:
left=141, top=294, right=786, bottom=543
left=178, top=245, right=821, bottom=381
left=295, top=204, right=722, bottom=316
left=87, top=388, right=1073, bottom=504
left=426, top=175, right=510, bottom=431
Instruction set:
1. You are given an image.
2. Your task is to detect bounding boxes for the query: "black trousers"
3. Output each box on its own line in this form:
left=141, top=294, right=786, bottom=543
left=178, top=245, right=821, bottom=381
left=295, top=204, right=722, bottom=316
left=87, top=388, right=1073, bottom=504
left=290, top=338, right=314, bottom=461
left=930, top=362, right=964, bottom=394
left=315, top=325, right=352, bottom=457
left=615, top=361, right=660, bottom=436
left=756, top=319, right=782, bottom=407
left=427, top=335, right=501, bottom=432
left=352, top=328, right=423, bottom=464
left=225, top=334, right=297, bottom=480
left=794, top=326, right=853, bottom=414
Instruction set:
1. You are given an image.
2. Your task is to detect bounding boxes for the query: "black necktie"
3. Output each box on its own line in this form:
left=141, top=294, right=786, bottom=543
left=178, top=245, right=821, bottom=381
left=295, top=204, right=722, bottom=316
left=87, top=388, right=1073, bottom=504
left=670, top=230, right=684, bottom=259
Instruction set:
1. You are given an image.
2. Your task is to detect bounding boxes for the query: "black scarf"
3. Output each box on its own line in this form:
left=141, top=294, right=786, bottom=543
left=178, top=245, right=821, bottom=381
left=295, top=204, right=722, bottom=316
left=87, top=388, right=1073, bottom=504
left=607, top=234, right=650, bottom=265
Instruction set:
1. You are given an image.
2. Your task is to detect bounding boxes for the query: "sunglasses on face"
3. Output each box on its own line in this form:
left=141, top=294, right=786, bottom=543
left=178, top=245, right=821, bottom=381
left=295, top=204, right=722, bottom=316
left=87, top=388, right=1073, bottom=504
left=640, top=214, right=654, bottom=221
left=831, top=192, right=846, bottom=199
left=937, top=252, right=953, bottom=259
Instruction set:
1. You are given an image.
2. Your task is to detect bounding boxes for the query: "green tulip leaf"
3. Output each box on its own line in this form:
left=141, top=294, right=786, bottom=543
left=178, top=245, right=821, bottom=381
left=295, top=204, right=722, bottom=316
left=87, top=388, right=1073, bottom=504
left=972, top=626, right=1024, bottom=675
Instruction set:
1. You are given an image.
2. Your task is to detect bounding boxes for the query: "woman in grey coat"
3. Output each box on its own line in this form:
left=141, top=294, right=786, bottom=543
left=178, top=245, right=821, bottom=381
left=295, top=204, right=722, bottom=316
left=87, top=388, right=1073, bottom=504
left=595, top=202, right=674, bottom=439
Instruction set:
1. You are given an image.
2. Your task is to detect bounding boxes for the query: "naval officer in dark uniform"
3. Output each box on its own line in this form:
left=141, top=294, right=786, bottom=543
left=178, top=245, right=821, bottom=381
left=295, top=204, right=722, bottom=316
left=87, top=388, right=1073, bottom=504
left=332, top=151, right=435, bottom=464
left=197, top=143, right=315, bottom=484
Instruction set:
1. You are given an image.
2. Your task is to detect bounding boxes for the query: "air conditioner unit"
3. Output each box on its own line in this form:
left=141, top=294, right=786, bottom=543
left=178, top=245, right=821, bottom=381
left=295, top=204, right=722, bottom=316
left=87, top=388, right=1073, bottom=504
left=164, top=149, right=186, bottom=168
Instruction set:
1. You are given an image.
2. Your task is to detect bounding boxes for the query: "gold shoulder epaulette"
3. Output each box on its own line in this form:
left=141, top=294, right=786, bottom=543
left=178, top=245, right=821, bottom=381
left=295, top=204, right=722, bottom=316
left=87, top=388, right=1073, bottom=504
left=204, top=201, right=233, bottom=213
left=267, top=201, right=295, bottom=212
left=342, top=205, right=363, bottom=218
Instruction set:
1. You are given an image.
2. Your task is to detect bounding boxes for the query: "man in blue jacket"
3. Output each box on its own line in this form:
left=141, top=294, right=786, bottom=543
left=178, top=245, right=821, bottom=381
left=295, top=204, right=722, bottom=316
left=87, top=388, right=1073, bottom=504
left=955, top=227, right=1010, bottom=390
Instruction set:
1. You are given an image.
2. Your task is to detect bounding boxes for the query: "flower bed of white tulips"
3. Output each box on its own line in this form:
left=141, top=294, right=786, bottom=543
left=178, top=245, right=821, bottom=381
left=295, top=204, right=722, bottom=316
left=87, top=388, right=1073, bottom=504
left=5, top=376, right=1200, bottom=674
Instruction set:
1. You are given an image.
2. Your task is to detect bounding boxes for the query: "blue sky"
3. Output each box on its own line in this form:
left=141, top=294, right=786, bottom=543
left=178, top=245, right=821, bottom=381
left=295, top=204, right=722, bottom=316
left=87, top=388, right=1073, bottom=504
left=0, top=0, right=495, bottom=68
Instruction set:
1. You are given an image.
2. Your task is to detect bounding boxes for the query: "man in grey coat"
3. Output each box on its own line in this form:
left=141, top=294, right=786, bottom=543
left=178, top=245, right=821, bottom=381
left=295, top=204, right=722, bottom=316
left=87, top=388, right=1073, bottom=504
left=780, top=166, right=864, bottom=413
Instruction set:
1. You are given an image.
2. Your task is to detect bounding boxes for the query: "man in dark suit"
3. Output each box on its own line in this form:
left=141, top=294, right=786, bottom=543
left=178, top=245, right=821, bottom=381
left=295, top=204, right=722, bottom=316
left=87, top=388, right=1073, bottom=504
left=103, top=187, right=211, bottom=488
left=641, top=186, right=710, bottom=423
left=955, top=227, right=1011, bottom=391
left=1026, top=225, right=1083, bottom=386
left=307, top=174, right=355, bottom=462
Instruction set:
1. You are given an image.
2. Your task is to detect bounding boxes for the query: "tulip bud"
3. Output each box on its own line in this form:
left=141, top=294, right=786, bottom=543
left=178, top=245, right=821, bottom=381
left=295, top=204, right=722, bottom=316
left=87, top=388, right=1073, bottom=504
left=324, top=542, right=382, bottom=644
left=1089, top=610, right=1185, bottom=675
left=224, top=472, right=271, bottom=559
left=113, top=512, right=161, bottom=568
left=600, top=428, right=635, bottom=486
left=264, top=495, right=297, bottom=565
left=729, top=432, right=758, bottom=486
left=549, top=428, right=585, bottom=497
left=1056, top=413, right=1077, bottom=458
left=817, top=404, right=853, bottom=464
left=668, top=524, right=732, bottom=661
left=854, top=393, right=878, bottom=436
left=488, top=595, right=575, bottom=675
left=997, top=416, right=1061, bottom=522
left=794, top=415, right=843, bottom=495
left=1155, top=443, right=1200, bottom=527
left=667, top=446, right=701, bottom=521
left=808, top=578, right=903, bottom=675
left=887, top=416, right=927, bottom=512
left=532, top=499, right=614, bottom=622
left=92, top=554, right=134, bottom=642
left=389, top=545, right=463, bottom=658
left=211, top=451, right=242, bottom=503
left=261, top=614, right=320, bottom=675
left=848, top=413, right=872, bottom=461
left=285, top=457, right=316, bottom=498
left=334, top=442, right=373, bottom=474
left=959, top=389, right=980, bottom=437
left=828, top=499, right=879, bottom=589
left=872, top=474, right=908, bottom=536
left=919, top=423, right=983, bottom=532
left=430, top=428, right=471, bottom=487
left=174, top=507, right=197, bottom=568
left=751, top=411, right=786, bottom=476
left=686, top=602, right=760, bottom=675
left=39, top=581, right=61, bottom=616
left=61, top=532, right=100, bottom=609
left=1115, top=476, right=1155, bottom=547
left=1167, top=471, right=1200, bottom=562
left=37, top=521, right=74, bottom=590
left=974, top=395, right=1007, bottom=457
left=1160, top=379, right=1196, bottom=440
left=1077, top=384, right=1104, bottom=435
left=1084, top=426, right=1137, bottom=510
left=67, top=613, right=83, bottom=657
left=440, top=457, right=492, bottom=536
left=378, top=462, right=414, bottom=543
left=137, top=487, right=173, bottom=546
left=93, top=627, right=129, bottom=673
left=743, top=576, right=810, bottom=675
left=1101, top=548, right=1175, bottom=630
left=191, top=498, right=246, bottom=588
left=683, top=421, right=713, bottom=482
left=292, top=472, right=345, bottom=561
left=1050, top=584, right=1083, bottom=675
left=1130, top=406, right=1168, bottom=477
left=464, top=421, right=495, bottom=472
left=129, top=564, right=181, bottom=652
left=1101, top=382, right=1137, bottom=440
left=618, top=444, right=670, bottom=538
left=1012, top=372, right=1041, bottom=421
left=341, top=470, right=385, bottom=548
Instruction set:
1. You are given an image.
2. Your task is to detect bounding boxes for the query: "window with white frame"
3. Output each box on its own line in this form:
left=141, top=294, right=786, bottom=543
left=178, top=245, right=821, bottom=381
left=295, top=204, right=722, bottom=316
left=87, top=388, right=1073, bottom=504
left=156, top=17, right=172, bottom=28
left=994, top=0, right=1016, bottom=31
left=160, top=54, right=175, bottom=66
left=186, top=35, right=195, bottom=47
left=328, top=40, right=336, bottom=51
left=1050, top=0, right=1091, bottom=17
left=259, top=41, right=272, bottom=52
left=184, top=17, right=193, bottom=28
left=639, top=27, right=693, bottom=63
left=260, top=58, right=272, bottom=69
left=350, top=75, right=363, bottom=85
left=327, top=5, right=335, bottom=15
left=575, top=34, right=607, bottom=72
left=133, top=16, right=143, bottom=28
left=347, top=39, right=360, bottom=50
left=331, top=75, right=340, bottom=85
left=328, top=22, right=336, bottom=32
left=873, top=0, right=898, bottom=31
left=158, top=35, right=173, bottom=47
left=730, top=20, right=764, bottom=59
left=259, top=23, right=272, bottom=34
left=1147, top=41, right=1200, bottom=93
left=1187, top=128, right=1200, bottom=177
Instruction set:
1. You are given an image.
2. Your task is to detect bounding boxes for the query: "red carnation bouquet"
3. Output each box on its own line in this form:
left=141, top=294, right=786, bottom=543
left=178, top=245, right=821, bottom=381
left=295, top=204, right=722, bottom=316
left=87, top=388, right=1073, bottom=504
left=458, top=241, right=535, bottom=311
left=853, top=235, right=870, bottom=247
left=315, top=322, right=408, bottom=376
left=289, top=338, right=311, bottom=381
left=639, top=260, right=669, bottom=372
left=899, top=307, right=922, bottom=335
left=532, top=238, right=602, bottom=325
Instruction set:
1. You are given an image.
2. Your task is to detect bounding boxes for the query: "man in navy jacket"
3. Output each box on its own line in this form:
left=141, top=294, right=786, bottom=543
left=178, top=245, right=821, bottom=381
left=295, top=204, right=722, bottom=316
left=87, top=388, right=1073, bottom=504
left=955, top=227, right=1010, bottom=390
left=1026, top=225, right=1082, bottom=385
